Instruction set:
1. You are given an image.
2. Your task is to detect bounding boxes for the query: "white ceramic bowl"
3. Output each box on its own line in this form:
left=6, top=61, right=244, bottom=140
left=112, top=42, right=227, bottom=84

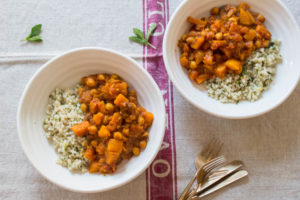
left=163, top=0, right=300, bottom=119
left=17, top=48, right=166, bottom=193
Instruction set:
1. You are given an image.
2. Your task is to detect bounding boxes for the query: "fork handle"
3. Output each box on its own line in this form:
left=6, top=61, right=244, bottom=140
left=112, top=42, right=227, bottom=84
left=179, top=168, right=201, bottom=200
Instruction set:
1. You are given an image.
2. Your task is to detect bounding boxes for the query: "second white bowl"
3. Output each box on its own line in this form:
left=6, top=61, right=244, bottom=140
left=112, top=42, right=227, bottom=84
left=163, top=0, right=300, bottom=119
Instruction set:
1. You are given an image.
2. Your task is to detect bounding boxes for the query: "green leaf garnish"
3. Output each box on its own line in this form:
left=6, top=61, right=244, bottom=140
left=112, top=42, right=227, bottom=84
left=23, top=24, right=43, bottom=42
left=27, top=35, right=42, bottom=42
left=145, top=23, right=157, bottom=41
left=133, top=28, right=145, bottom=39
left=129, top=23, right=157, bottom=49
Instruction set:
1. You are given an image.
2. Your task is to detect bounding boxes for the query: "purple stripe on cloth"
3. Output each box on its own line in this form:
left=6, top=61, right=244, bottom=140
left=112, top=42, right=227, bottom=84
left=143, top=0, right=177, bottom=199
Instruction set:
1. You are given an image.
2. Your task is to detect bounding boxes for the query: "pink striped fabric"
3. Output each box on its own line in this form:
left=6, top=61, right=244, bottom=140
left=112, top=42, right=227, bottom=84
left=143, top=0, right=178, bottom=199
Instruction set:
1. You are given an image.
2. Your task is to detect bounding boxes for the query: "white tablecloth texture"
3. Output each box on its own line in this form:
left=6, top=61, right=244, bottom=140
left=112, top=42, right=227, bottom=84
left=1, top=0, right=300, bottom=199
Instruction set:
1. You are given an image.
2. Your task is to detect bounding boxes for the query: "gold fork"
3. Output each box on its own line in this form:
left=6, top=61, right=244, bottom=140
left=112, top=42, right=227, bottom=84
left=195, top=139, right=223, bottom=184
left=186, top=156, right=226, bottom=200
left=179, top=139, right=224, bottom=200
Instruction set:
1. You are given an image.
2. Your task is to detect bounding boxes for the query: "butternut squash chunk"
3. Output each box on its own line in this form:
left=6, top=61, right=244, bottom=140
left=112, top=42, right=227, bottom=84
left=98, top=125, right=111, bottom=138
left=114, top=94, right=129, bottom=107
left=71, top=121, right=90, bottom=137
left=93, top=112, right=104, bottom=126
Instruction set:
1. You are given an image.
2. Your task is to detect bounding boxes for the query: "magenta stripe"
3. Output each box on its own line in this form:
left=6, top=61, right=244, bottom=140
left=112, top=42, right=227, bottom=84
left=143, top=0, right=177, bottom=199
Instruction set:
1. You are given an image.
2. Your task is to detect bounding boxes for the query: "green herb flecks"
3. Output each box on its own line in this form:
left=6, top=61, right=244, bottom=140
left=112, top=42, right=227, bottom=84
left=129, top=23, right=157, bottom=49
left=23, top=24, right=43, bottom=42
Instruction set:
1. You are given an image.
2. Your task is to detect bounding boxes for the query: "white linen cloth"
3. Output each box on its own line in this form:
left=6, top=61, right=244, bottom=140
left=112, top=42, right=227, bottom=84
left=0, top=0, right=299, bottom=199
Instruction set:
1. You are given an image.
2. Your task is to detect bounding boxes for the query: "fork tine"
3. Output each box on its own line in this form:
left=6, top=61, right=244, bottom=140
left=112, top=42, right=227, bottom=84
left=203, top=156, right=225, bottom=171
left=200, top=139, right=214, bottom=157
left=205, top=158, right=225, bottom=171
left=203, top=156, right=224, bottom=170
left=201, top=138, right=217, bottom=159
left=211, top=141, right=223, bottom=159
left=207, top=139, right=223, bottom=160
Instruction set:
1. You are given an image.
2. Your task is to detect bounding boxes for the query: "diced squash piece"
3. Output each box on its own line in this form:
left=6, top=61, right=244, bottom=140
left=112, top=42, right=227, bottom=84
left=89, top=161, right=100, bottom=173
left=119, top=82, right=128, bottom=95
left=98, top=125, right=111, bottom=138
left=108, top=112, right=121, bottom=132
left=143, top=112, right=154, bottom=126
left=93, top=112, right=104, bottom=126
left=71, top=121, right=90, bottom=137
left=180, top=56, right=189, bottom=67
left=211, top=40, right=227, bottom=50
left=89, top=98, right=100, bottom=114
left=88, top=125, right=98, bottom=135
left=97, top=101, right=106, bottom=113
left=195, top=51, right=204, bottom=64
left=188, top=70, right=199, bottom=81
left=239, top=8, right=254, bottom=25
left=244, top=29, right=256, bottom=41
left=203, top=50, right=214, bottom=65
left=96, top=143, right=106, bottom=155
left=191, top=37, right=205, bottom=50
left=107, top=139, right=123, bottom=153
left=84, top=146, right=95, bottom=161
left=225, top=59, right=242, bottom=71
left=215, top=64, right=227, bottom=78
left=195, top=74, right=209, bottom=84
left=105, top=151, right=120, bottom=165
left=114, top=94, right=129, bottom=107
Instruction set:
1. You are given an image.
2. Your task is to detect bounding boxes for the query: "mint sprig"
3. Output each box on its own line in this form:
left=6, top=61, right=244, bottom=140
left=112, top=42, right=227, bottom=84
left=129, top=23, right=157, bottom=49
left=23, top=24, right=43, bottom=42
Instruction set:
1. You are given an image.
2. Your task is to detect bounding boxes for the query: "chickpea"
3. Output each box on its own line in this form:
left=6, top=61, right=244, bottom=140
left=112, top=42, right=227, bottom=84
left=111, top=74, right=119, bottom=80
left=215, top=32, right=223, bottom=40
left=210, top=7, right=219, bottom=15
left=142, top=131, right=149, bottom=138
left=114, top=132, right=123, bottom=140
left=181, top=34, right=188, bottom=41
left=80, top=103, right=87, bottom=113
left=257, top=14, right=265, bottom=23
left=89, top=89, right=98, bottom=96
left=255, top=40, right=262, bottom=48
left=139, top=140, right=147, bottom=149
left=86, top=77, right=96, bottom=88
left=105, top=103, right=114, bottom=113
left=186, top=37, right=194, bottom=44
left=132, top=147, right=140, bottom=156
left=97, top=74, right=105, bottom=81
left=189, top=61, right=197, bottom=69
left=138, top=116, right=145, bottom=125
left=88, top=125, right=98, bottom=135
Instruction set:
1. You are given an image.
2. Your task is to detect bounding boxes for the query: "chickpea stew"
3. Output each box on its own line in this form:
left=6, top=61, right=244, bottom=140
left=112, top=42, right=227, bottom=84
left=71, top=74, right=154, bottom=174
left=178, top=2, right=272, bottom=84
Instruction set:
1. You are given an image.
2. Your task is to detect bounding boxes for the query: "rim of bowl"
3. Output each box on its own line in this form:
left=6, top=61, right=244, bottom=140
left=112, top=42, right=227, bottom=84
left=163, top=0, right=300, bottom=119
left=17, top=47, right=166, bottom=193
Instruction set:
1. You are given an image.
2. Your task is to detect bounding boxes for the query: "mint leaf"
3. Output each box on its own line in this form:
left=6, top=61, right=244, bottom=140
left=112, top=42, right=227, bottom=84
left=27, top=35, right=43, bottom=42
left=133, top=28, right=145, bottom=39
left=129, top=36, right=147, bottom=44
left=146, top=23, right=157, bottom=41
left=23, top=24, right=43, bottom=42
